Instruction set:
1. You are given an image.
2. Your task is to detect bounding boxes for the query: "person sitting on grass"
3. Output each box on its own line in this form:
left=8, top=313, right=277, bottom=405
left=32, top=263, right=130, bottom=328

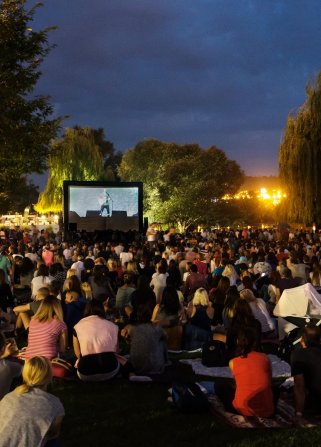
left=291, top=324, right=321, bottom=423
left=0, top=356, right=65, bottom=447
left=230, top=327, right=274, bottom=417
left=73, top=299, right=122, bottom=382
left=14, top=287, right=50, bottom=331
left=121, top=302, right=168, bottom=376
left=0, top=333, right=22, bottom=400
left=25, top=296, right=67, bottom=361
left=216, top=327, right=274, bottom=418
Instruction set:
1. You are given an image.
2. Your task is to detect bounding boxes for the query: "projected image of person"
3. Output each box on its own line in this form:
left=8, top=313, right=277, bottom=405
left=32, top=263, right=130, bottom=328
left=99, top=190, right=112, bottom=217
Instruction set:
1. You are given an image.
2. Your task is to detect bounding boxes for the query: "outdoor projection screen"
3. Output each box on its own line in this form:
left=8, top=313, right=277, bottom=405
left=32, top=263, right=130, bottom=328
left=63, top=181, right=143, bottom=233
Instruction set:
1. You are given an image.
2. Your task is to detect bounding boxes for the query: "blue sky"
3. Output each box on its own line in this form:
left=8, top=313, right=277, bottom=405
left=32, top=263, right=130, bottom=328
left=29, top=0, right=321, bottom=187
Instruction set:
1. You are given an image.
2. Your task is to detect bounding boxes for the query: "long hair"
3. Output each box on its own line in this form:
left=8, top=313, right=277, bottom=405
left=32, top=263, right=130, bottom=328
left=160, top=286, right=180, bottom=316
left=15, top=356, right=52, bottom=394
left=236, top=327, right=257, bottom=357
left=193, top=288, right=209, bottom=307
left=34, top=296, right=64, bottom=323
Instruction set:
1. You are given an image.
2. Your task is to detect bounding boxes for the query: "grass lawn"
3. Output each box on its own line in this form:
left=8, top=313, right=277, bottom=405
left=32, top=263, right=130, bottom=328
left=52, top=377, right=321, bottom=447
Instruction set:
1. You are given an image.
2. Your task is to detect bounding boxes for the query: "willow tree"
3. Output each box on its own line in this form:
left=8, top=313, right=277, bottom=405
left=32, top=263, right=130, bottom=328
left=279, top=72, right=321, bottom=224
left=35, top=127, right=106, bottom=213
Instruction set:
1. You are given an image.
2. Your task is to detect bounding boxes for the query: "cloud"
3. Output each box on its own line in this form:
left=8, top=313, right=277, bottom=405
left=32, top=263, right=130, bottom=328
left=29, top=0, right=321, bottom=179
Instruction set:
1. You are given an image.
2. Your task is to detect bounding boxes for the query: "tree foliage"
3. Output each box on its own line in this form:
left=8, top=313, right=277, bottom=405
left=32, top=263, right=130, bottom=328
left=35, top=127, right=118, bottom=213
left=279, top=72, right=321, bottom=224
left=119, top=139, right=244, bottom=230
left=0, top=0, right=61, bottom=187
left=0, top=176, right=39, bottom=214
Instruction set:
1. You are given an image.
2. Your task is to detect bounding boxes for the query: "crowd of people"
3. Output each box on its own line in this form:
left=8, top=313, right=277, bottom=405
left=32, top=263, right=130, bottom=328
left=1, top=223, right=321, bottom=444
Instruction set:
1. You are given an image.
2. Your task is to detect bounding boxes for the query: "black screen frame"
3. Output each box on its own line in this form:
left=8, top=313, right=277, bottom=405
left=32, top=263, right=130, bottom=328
left=63, top=180, right=143, bottom=233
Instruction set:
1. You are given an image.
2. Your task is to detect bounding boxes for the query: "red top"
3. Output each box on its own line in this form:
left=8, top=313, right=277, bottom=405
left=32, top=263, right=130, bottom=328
left=232, top=351, right=274, bottom=417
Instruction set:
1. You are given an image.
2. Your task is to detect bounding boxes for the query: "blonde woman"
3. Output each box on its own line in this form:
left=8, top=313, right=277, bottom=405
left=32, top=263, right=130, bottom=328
left=0, top=356, right=65, bottom=447
left=25, top=296, right=67, bottom=360
left=189, top=288, right=214, bottom=332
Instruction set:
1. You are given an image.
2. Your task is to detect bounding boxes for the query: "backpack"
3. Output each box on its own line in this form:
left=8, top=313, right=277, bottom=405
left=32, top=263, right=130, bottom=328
left=202, top=339, right=229, bottom=367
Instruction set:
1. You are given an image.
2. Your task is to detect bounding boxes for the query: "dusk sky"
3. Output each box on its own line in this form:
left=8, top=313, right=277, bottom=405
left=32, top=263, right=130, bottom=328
left=30, top=0, right=321, bottom=187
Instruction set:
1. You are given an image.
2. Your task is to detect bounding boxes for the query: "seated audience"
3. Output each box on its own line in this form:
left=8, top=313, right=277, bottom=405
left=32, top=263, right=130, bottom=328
left=0, top=356, right=65, bottom=446
left=73, top=300, right=121, bottom=381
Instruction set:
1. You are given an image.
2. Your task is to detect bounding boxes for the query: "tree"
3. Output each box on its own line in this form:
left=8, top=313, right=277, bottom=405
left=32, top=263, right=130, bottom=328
left=0, top=0, right=61, bottom=188
left=119, top=139, right=244, bottom=230
left=35, top=127, right=118, bottom=213
left=279, top=72, right=321, bottom=224
left=0, top=176, right=39, bottom=214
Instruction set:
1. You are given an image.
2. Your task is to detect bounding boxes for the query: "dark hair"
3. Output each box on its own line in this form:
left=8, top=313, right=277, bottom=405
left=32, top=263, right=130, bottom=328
left=49, top=263, right=64, bottom=276
left=0, top=268, right=5, bottom=286
left=83, top=299, right=106, bottom=319
left=37, top=264, right=49, bottom=277
left=66, top=275, right=82, bottom=295
left=136, top=301, right=153, bottom=324
left=224, top=286, right=240, bottom=308
left=231, top=299, right=256, bottom=329
left=0, top=332, right=5, bottom=353
left=236, top=326, right=257, bottom=357
left=190, top=264, right=198, bottom=273
left=20, top=257, right=35, bottom=276
left=83, top=258, right=95, bottom=271
left=160, top=286, right=180, bottom=316
left=93, top=265, right=108, bottom=286
left=123, top=273, right=133, bottom=285
left=301, top=324, right=321, bottom=348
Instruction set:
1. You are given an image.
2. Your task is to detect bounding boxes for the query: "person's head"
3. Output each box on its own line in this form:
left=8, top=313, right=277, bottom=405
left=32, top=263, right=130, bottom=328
left=193, top=288, right=210, bottom=307
left=136, top=301, right=153, bottom=324
left=126, top=261, right=138, bottom=274
left=160, top=286, right=180, bottom=316
left=35, top=287, right=50, bottom=301
left=34, top=296, right=63, bottom=322
left=231, top=299, right=255, bottom=327
left=242, top=275, right=254, bottom=291
left=93, top=264, right=108, bottom=284
left=279, top=265, right=292, bottom=279
left=83, top=258, right=95, bottom=271
left=66, top=275, right=82, bottom=294
left=65, top=290, right=80, bottom=303
left=190, top=264, right=198, bottom=274
left=157, top=261, right=167, bottom=274
left=123, top=273, right=134, bottom=286
left=240, top=288, right=256, bottom=303
left=83, top=299, right=106, bottom=319
left=37, top=263, right=48, bottom=277
left=217, top=276, right=230, bottom=294
left=66, top=268, right=77, bottom=279
left=16, top=356, right=52, bottom=394
left=301, top=324, right=321, bottom=348
left=236, top=327, right=257, bottom=357
left=20, top=257, right=35, bottom=276
left=224, top=286, right=240, bottom=318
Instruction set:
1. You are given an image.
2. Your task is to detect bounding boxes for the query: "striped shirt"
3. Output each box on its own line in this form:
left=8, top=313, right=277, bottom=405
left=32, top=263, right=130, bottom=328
left=25, top=318, right=67, bottom=360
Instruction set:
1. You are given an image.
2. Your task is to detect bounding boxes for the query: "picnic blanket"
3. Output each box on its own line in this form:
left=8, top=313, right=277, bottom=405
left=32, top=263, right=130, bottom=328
left=180, top=354, right=291, bottom=379
left=208, top=394, right=294, bottom=428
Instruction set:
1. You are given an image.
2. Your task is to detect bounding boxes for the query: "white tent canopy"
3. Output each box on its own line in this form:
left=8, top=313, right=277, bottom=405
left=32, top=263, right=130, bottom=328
left=273, top=283, right=321, bottom=318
